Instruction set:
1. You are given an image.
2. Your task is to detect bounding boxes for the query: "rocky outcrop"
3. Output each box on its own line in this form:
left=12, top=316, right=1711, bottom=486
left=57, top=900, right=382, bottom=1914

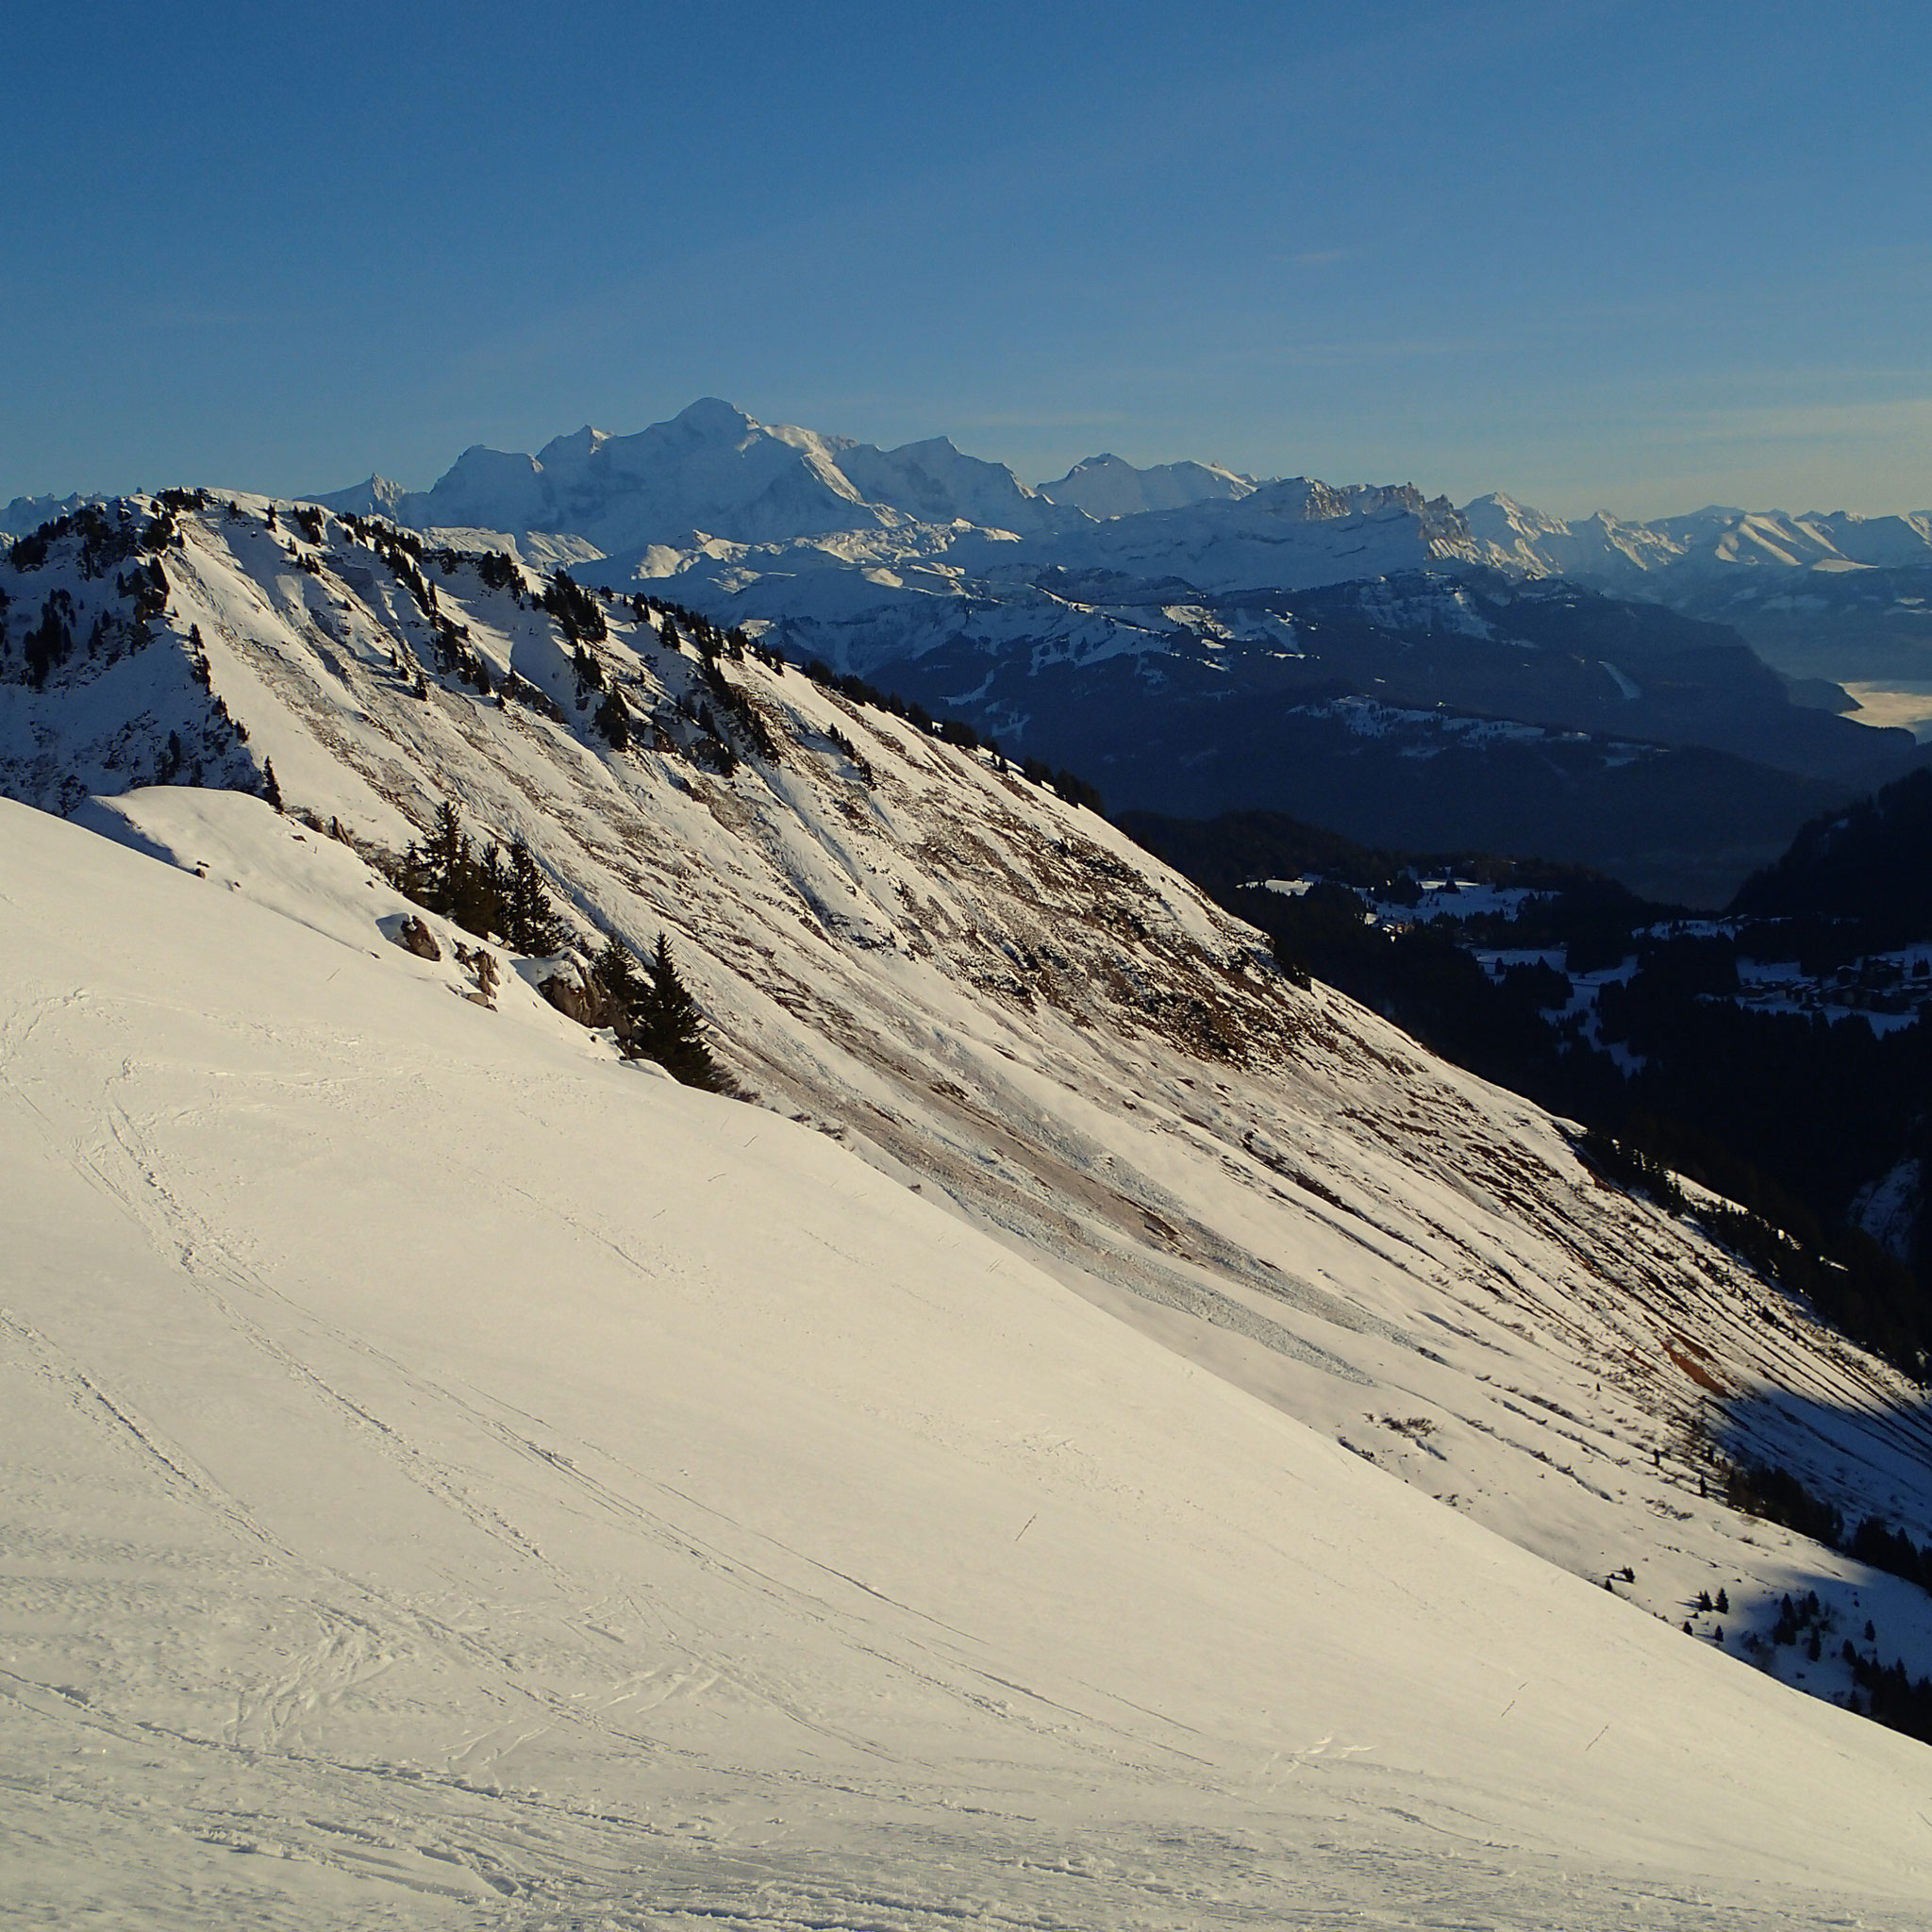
left=393, top=914, right=441, bottom=960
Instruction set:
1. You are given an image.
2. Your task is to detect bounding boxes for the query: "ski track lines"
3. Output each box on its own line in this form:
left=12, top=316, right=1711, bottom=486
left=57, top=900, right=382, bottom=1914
left=4, top=803, right=1932, bottom=1932
left=6, top=981, right=1246, bottom=1797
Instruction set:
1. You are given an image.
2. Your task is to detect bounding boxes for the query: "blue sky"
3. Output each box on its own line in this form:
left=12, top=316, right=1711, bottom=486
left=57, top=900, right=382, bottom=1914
left=5, top=1, right=1928, bottom=517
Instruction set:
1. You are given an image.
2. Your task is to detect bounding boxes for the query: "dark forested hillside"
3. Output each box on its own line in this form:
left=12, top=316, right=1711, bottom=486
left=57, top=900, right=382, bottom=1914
left=1734, top=767, right=1932, bottom=933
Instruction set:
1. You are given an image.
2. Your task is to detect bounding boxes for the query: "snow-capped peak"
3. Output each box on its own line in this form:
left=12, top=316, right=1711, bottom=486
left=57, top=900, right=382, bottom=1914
left=668, top=393, right=758, bottom=441
left=1039, top=450, right=1258, bottom=518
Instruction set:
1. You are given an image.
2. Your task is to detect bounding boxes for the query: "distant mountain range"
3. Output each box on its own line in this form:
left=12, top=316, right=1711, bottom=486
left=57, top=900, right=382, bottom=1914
left=11, top=397, right=1927, bottom=608
left=8, top=398, right=1929, bottom=899
left=302, top=398, right=1484, bottom=595
left=1465, top=491, right=1932, bottom=583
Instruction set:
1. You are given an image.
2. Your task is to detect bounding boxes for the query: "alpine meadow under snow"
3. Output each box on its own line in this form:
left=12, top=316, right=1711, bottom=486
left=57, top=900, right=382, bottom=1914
left=5, top=490, right=1932, bottom=1925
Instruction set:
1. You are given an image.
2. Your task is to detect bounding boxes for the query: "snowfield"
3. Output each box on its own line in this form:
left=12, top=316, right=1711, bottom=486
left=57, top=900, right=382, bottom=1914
left=7, top=799, right=1932, bottom=1928
left=6, top=494, right=1932, bottom=1925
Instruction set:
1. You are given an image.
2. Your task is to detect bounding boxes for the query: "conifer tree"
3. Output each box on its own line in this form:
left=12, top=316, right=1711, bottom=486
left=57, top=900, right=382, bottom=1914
left=507, top=840, right=567, bottom=954
left=595, top=688, right=630, bottom=751
left=466, top=843, right=512, bottom=941
left=394, top=800, right=491, bottom=936
left=632, top=934, right=726, bottom=1091
left=423, top=800, right=470, bottom=917
left=592, top=934, right=650, bottom=1016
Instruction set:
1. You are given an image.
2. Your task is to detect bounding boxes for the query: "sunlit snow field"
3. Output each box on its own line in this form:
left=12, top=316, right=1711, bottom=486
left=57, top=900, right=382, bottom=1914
left=5, top=802, right=1932, bottom=1929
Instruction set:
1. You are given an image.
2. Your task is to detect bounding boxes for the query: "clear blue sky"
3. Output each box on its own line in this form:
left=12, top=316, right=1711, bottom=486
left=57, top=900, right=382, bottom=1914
left=5, top=1, right=1928, bottom=518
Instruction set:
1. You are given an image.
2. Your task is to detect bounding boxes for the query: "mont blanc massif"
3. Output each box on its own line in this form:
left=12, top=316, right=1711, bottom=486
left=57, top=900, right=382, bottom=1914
left=7, top=399, right=1932, bottom=1929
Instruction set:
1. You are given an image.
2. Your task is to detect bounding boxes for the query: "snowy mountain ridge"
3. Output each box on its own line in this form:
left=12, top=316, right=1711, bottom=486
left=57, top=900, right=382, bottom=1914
left=267, top=397, right=1932, bottom=603
left=11, top=402, right=1929, bottom=610
left=344, top=398, right=1090, bottom=555
left=1464, top=491, right=1932, bottom=587
left=8, top=491, right=1932, bottom=1922
left=287, top=398, right=1488, bottom=608
left=1036, top=450, right=1258, bottom=517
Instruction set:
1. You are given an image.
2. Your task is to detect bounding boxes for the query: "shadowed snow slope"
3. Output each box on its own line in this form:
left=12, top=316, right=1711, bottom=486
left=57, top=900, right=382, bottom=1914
left=6, top=797, right=1932, bottom=1928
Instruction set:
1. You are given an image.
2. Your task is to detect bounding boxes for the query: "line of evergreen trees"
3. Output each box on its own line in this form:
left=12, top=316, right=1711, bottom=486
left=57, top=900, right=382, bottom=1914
left=1577, top=1126, right=1926, bottom=1374
left=387, top=802, right=569, bottom=955
left=541, top=570, right=608, bottom=645
left=1727, top=1457, right=1932, bottom=1599
left=1724, top=1459, right=1846, bottom=1547
left=799, top=658, right=1102, bottom=809
left=1843, top=1645, right=1932, bottom=1743
left=699, top=656, right=779, bottom=762
left=384, top=801, right=727, bottom=1091
left=1723, top=1460, right=1932, bottom=1744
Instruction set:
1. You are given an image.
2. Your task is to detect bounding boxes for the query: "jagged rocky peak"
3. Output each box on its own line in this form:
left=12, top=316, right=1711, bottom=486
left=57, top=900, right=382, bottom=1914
left=310, top=473, right=410, bottom=520
left=1236, top=467, right=1460, bottom=529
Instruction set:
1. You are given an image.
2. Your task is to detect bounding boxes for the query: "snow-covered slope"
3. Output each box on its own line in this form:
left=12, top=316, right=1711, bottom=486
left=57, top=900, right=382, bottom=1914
left=7, top=795, right=1932, bottom=1929
left=8, top=494, right=1932, bottom=1921
left=603, top=485, right=1485, bottom=669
